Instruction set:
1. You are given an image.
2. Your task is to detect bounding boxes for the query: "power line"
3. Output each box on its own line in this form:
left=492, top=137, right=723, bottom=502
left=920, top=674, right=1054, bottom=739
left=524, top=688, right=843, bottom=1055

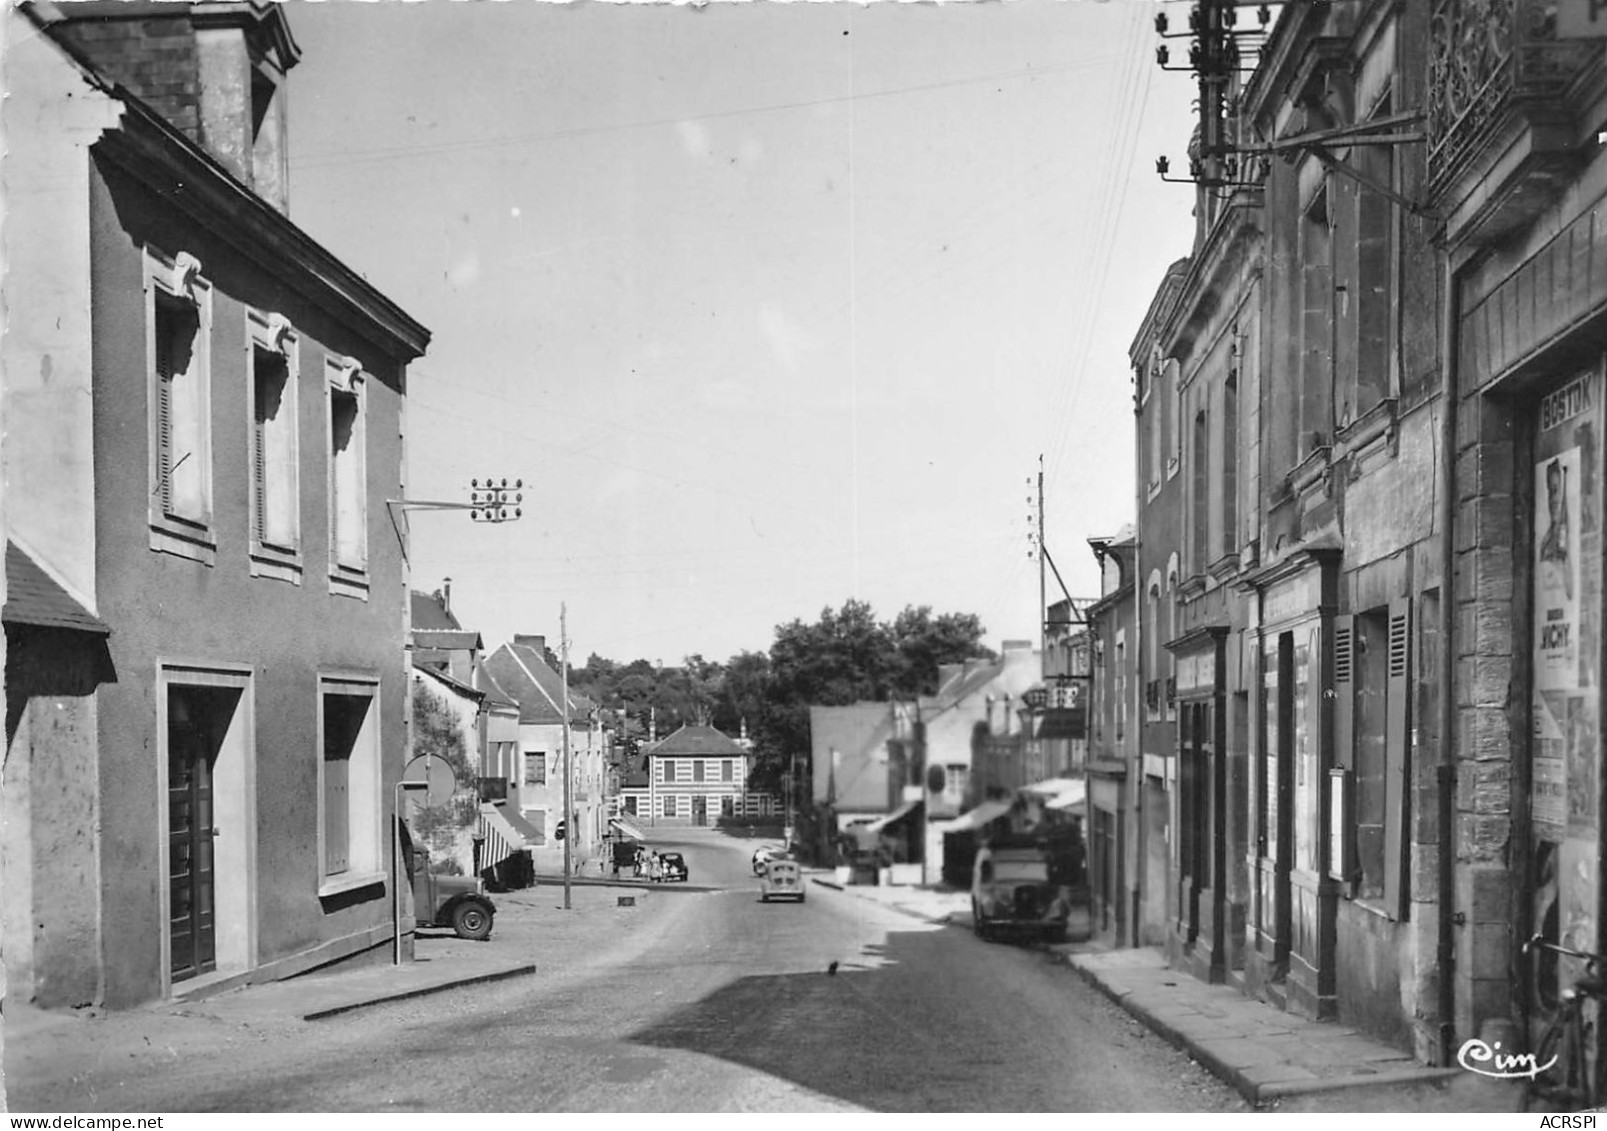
left=291, top=56, right=1121, bottom=173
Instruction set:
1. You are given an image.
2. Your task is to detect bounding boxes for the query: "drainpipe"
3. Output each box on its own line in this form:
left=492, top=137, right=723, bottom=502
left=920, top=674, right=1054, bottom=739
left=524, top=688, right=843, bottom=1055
left=1436, top=252, right=1459, bottom=1066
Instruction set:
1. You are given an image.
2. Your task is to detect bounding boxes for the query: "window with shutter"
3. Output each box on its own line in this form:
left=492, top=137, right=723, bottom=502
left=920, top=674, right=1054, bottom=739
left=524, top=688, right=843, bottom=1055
left=1384, top=600, right=1411, bottom=918
left=248, top=314, right=300, bottom=578
left=145, top=250, right=214, bottom=562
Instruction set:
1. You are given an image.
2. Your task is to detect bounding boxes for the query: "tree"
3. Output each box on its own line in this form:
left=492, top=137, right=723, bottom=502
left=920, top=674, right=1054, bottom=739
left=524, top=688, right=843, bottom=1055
left=888, top=605, right=995, bottom=697
left=410, top=681, right=478, bottom=865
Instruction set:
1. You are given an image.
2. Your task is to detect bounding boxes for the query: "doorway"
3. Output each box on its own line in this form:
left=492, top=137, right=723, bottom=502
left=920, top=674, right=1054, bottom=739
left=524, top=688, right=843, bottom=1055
left=692, top=795, right=707, bottom=827
left=167, top=684, right=244, bottom=982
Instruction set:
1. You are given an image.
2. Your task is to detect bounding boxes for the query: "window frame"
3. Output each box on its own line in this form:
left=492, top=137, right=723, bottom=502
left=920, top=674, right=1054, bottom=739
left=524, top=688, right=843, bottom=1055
left=326, top=356, right=369, bottom=599
left=246, top=308, right=302, bottom=582
left=524, top=751, right=547, bottom=787
left=145, top=247, right=216, bottom=564
left=316, top=673, right=383, bottom=898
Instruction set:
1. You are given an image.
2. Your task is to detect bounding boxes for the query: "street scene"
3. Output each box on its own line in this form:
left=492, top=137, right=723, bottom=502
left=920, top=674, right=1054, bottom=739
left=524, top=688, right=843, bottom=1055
left=7, top=0, right=1607, bottom=1117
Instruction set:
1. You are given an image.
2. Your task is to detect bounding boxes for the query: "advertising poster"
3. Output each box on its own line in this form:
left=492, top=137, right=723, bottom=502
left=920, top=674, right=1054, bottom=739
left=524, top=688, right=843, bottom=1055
left=1535, top=447, right=1581, bottom=690
left=1531, top=369, right=1601, bottom=1013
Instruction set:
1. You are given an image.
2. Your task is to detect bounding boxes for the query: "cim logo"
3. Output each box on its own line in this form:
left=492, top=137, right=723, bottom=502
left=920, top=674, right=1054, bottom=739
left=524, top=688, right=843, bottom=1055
left=1456, top=1037, right=1556, bottom=1080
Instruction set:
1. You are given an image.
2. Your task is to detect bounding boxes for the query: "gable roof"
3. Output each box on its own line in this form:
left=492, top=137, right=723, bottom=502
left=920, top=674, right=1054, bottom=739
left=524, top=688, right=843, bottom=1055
left=412, top=628, right=482, bottom=651
left=483, top=641, right=593, bottom=725
left=412, top=661, right=484, bottom=702
left=475, top=667, right=520, bottom=712
left=647, top=724, right=746, bottom=757
left=3, top=541, right=109, bottom=635
left=410, top=590, right=462, bottom=631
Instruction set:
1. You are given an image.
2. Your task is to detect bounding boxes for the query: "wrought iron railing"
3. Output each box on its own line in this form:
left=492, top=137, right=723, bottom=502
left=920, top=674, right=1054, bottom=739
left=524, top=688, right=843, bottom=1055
left=1427, top=0, right=1598, bottom=195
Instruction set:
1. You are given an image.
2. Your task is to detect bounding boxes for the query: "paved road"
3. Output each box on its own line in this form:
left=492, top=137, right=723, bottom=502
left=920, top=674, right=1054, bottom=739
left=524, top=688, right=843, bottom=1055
left=9, top=830, right=1246, bottom=1112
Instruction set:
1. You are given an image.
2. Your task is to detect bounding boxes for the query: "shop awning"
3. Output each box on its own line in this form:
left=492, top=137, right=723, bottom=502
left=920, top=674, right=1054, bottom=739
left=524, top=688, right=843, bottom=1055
left=859, top=798, right=922, bottom=836
left=609, top=816, right=649, bottom=841
left=1046, top=780, right=1087, bottom=810
left=938, top=798, right=1012, bottom=833
left=479, top=801, right=541, bottom=867
left=1021, top=777, right=1081, bottom=798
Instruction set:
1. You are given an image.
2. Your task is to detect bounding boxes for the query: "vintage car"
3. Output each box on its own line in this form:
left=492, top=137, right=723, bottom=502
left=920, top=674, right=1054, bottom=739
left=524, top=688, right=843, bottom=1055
left=759, top=859, right=805, bottom=902
left=653, top=852, right=689, bottom=882
left=413, top=854, right=496, bottom=941
left=970, top=843, right=1072, bottom=944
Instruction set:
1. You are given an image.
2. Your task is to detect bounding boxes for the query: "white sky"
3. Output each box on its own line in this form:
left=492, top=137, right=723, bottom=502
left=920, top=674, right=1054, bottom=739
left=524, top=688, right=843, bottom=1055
left=285, top=0, right=1200, bottom=665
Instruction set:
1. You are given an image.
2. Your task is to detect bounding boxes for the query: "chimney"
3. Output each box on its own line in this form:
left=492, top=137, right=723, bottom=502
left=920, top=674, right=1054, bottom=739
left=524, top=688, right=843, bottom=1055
left=514, top=634, right=546, bottom=655
left=441, top=576, right=452, bottom=616
left=42, top=1, right=301, bottom=213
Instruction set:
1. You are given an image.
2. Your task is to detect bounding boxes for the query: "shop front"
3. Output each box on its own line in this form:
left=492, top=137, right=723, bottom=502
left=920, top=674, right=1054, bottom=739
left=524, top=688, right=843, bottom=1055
left=1168, top=625, right=1229, bottom=983
left=1245, top=547, right=1341, bottom=1019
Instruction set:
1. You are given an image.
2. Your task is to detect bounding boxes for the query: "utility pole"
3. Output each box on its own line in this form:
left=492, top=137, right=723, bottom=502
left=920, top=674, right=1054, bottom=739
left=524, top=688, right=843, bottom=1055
left=561, top=603, right=572, bottom=911
left=1038, top=454, right=1047, bottom=658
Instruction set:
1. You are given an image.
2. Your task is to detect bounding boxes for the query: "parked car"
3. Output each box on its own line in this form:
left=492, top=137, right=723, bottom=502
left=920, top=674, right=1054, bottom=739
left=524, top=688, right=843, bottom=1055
left=654, top=852, right=689, bottom=882
left=970, top=842, right=1071, bottom=944
left=752, top=846, right=778, bottom=874
left=760, top=859, right=805, bottom=902
left=412, top=854, right=496, bottom=941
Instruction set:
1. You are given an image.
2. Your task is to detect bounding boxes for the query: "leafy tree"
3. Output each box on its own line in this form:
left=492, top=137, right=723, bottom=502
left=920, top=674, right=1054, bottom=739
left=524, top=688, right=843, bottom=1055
left=410, top=681, right=477, bottom=863
left=889, top=605, right=996, bottom=696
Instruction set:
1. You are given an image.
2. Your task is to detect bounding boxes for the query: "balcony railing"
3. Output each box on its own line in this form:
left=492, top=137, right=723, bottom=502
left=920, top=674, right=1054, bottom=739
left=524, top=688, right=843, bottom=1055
left=1426, top=0, right=1599, bottom=199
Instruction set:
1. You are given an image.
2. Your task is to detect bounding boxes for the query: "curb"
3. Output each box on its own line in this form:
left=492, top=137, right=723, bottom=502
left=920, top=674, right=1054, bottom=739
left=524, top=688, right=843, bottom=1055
left=303, top=962, right=538, bottom=1021
left=810, top=877, right=962, bottom=927
left=1062, top=958, right=1460, bottom=1106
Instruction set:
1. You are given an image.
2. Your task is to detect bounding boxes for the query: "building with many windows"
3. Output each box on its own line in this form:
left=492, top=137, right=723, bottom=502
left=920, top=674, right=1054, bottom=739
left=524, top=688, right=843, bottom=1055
left=623, top=724, right=775, bottom=826
left=2, top=0, right=429, bottom=1010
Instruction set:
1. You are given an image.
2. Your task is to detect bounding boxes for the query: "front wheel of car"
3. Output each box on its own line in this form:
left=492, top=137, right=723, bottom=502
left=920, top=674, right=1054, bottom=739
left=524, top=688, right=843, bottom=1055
left=452, top=901, right=494, bottom=942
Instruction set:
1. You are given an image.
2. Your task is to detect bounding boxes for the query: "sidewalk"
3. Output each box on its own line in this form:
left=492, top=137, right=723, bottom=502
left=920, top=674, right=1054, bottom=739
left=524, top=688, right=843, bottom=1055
left=815, top=875, right=1523, bottom=1111
left=3, top=882, right=649, bottom=1097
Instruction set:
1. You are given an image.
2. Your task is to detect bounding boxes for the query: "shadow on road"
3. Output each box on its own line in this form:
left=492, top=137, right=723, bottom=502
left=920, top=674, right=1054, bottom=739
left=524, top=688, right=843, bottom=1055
left=622, top=923, right=1074, bottom=1112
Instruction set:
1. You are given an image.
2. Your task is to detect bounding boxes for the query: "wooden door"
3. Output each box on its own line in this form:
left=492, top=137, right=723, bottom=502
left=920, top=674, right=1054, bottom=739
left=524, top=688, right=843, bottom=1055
left=168, top=688, right=217, bottom=981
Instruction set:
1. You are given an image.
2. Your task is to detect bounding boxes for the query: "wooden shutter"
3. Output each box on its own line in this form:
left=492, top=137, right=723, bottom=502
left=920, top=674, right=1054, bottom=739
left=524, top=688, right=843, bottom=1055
left=253, top=371, right=267, bottom=542
left=156, top=308, right=174, bottom=514
left=1333, top=615, right=1355, bottom=772
left=324, top=751, right=350, bottom=875
left=1384, top=599, right=1411, bottom=918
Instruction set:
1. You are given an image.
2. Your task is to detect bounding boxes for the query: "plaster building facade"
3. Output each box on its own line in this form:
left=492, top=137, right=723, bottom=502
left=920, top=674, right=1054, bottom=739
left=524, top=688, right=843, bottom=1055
left=2, top=1, right=429, bottom=1010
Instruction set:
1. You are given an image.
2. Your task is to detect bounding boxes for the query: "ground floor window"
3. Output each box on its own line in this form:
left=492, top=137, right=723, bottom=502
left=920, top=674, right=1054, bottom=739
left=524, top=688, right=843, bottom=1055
left=721, top=796, right=735, bottom=817
left=624, top=795, right=637, bottom=815
left=663, top=794, right=676, bottom=818
left=319, top=677, right=381, bottom=892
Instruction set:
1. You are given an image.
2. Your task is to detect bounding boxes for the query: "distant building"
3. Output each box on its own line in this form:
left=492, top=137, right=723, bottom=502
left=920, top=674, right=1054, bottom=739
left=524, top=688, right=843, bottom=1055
left=623, top=724, right=776, bottom=826
left=482, top=635, right=607, bottom=868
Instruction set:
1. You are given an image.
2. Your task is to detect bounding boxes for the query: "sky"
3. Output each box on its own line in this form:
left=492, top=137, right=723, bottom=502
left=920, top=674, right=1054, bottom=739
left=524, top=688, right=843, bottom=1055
left=284, top=0, right=1201, bottom=666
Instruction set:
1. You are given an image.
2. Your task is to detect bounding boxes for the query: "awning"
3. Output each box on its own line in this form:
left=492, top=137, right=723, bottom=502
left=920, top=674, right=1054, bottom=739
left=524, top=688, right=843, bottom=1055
left=859, top=798, right=922, bottom=836
left=479, top=801, right=541, bottom=867
left=1021, top=777, right=1081, bottom=798
left=609, top=816, right=649, bottom=841
left=1046, top=780, right=1088, bottom=810
left=937, top=798, right=1012, bottom=833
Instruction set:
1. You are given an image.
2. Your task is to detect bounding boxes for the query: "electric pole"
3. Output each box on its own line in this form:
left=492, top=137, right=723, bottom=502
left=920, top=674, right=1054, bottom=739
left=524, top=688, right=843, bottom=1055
left=1038, top=454, right=1047, bottom=658
left=561, top=602, right=572, bottom=911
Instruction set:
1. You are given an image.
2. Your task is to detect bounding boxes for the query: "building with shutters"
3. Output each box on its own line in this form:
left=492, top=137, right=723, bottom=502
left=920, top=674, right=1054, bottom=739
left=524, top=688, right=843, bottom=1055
left=1111, top=0, right=1607, bottom=1069
left=481, top=635, right=608, bottom=869
left=629, top=724, right=776, bottom=826
left=1, top=1, right=430, bottom=1011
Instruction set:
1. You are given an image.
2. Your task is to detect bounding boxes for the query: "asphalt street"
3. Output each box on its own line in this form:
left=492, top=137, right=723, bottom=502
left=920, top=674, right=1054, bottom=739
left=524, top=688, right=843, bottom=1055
left=8, top=829, right=1248, bottom=1112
